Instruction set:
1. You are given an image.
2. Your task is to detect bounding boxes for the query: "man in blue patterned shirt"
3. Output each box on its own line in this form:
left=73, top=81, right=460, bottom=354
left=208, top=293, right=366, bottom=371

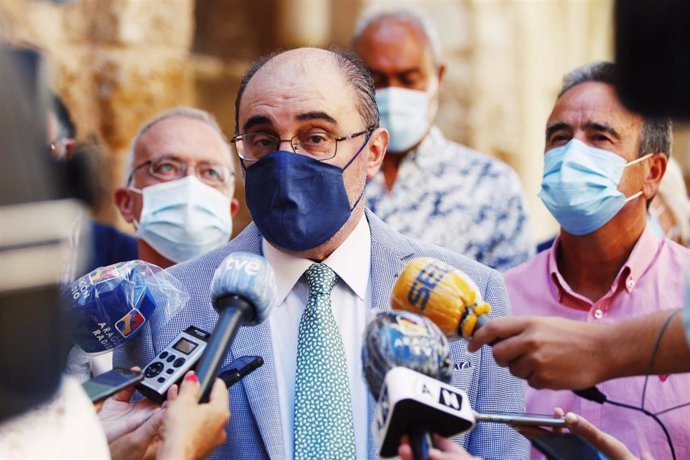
left=353, top=9, right=533, bottom=271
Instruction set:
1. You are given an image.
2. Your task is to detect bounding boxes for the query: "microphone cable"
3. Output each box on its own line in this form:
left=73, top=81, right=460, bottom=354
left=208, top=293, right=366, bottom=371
left=575, top=308, right=686, bottom=460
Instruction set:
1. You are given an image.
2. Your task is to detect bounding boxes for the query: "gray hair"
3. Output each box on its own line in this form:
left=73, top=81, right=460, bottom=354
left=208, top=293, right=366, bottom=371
left=558, top=61, right=672, bottom=158
left=352, top=8, right=444, bottom=68
left=124, top=106, right=235, bottom=191
left=234, top=47, right=379, bottom=133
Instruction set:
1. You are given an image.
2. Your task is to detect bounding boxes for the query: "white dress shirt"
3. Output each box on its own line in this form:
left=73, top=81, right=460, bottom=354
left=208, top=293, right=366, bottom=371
left=265, top=214, right=372, bottom=459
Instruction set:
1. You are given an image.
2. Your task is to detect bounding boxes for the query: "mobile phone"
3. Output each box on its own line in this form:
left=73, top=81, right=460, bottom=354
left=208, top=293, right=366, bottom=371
left=82, top=368, right=144, bottom=403
left=529, top=432, right=601, bottom=460
left=218, top=355, right=264, bottom=388
left=473, top=411, right=567, bottom=428
left=137, top=326, right=211, bottom=403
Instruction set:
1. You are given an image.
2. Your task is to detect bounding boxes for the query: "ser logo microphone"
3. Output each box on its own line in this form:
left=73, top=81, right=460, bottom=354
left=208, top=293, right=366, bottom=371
left=406, top=260, right=451, bottom=311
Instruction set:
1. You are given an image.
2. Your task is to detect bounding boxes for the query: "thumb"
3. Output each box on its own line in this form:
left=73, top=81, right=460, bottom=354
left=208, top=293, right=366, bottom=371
left=564, top=412, right=635, bottom=460
left=176, top=371, right=201, bottom=402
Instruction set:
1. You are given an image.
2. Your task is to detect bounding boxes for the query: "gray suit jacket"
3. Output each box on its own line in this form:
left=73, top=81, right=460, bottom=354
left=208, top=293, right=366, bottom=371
left=116, top=210, right=529, bottom=459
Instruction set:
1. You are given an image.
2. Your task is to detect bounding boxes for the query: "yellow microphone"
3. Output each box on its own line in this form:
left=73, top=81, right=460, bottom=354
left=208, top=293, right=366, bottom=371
left=391, top=257, right=491, bottom=339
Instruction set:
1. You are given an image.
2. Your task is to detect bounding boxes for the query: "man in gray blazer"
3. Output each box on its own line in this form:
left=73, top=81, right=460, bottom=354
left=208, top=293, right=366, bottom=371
left=116, top=47, right=528, bottom=459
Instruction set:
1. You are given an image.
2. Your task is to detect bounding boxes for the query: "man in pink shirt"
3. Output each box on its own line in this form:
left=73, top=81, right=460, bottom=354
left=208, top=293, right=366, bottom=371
left=505, top=61, right=690, bottom=459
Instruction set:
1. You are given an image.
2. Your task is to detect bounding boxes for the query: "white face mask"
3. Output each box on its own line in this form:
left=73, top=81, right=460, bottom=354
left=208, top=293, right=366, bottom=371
left=376, top=80, right=438, bottom=153
left=131, top=176, right=232, bottom=263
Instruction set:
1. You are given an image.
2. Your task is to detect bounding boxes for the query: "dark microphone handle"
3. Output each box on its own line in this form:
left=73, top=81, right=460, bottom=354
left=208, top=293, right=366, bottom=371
left=409, top=425, right=432, bottom=460
left=196, top=295, right=254, bottom=403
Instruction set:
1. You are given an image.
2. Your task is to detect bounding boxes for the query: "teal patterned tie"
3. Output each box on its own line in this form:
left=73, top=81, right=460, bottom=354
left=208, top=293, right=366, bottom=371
left=294, top=263, right=356, bottom=460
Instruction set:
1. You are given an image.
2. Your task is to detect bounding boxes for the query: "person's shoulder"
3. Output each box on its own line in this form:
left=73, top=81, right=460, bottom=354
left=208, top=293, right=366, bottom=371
left=168, top=223, right=262, bottom=284
left=504, top=249, right=547, bottom=282
left=433, top=129, right=522, bottom=182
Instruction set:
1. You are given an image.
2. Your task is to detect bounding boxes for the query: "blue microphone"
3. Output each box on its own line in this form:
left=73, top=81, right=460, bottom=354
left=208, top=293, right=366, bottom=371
left=195, top=252, right=277, bottom=402
left=363, top=311, right=475, bottom=460
left=65, top=260, right=189, bottom=353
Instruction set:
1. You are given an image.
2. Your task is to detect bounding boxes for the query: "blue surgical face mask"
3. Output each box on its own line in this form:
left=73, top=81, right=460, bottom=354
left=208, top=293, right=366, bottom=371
left=244, top=142, right=368, bottom=252
left=376, top=83, right=438, bottom=153
left=539, top=139, right=651, bottom=235
left=131, top=176, right=232, bottom=262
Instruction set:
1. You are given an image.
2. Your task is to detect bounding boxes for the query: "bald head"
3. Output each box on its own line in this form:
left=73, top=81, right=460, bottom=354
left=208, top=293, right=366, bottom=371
left=234, top=47, right=378, bottom=133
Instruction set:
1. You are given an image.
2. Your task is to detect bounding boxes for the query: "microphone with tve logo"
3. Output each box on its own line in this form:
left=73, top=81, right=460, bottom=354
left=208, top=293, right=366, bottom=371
left=195, top=252, right=277, bottom=402
left=362, top=311, right=476, bottom=460
left=65, top=260, right=189, bottom=353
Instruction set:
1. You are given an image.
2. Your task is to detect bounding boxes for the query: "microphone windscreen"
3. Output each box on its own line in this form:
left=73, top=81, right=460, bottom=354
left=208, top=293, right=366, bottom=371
left=65, top=260, right=189, bottom=353
left=210, top=252, right=277, bottom=323
left=362, top=310, right=452, bottom=399
left=391, top=257, right=482, bottom=338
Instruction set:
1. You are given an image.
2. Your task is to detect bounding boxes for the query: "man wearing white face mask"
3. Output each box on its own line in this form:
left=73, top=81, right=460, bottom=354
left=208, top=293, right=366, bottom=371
left=353, top=9, right=533, bottom=272
left=505, top=61, right=690, bottom=460
left=115, top=106, right=239, bottom=269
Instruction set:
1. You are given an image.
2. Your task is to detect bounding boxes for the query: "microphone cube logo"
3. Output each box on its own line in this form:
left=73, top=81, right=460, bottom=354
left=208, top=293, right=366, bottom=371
left=88, top=265, right=121, bottom=285
left=438, top=387, right=463, bottom=412
left=115, top=308, right=146, bottom=338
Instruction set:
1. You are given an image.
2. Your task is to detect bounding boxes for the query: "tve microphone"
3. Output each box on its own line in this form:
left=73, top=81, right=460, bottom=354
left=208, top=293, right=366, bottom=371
left=195, top=252, right=276, bottom=402
left=391, top=258, right=491, bottom=340
left=362, top=311, right=475, bottom=459
left=64, top=260, right=189, bottom=353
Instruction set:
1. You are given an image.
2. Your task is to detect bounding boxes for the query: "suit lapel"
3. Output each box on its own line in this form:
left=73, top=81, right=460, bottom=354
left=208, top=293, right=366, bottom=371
left=365, top=209, right=415, bottom=458
left=232, top=320, right=284, bottom=459
left=224, top=227, right=285, bottom=459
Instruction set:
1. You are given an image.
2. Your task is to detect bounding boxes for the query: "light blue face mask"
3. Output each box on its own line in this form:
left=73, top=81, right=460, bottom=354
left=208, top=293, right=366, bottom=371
left=375, top=85, right=437, bottom=153
left=539, top=139, right=651, bottom=235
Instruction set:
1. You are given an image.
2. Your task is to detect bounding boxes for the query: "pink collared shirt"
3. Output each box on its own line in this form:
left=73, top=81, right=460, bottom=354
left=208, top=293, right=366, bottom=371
left=505, top=226, right=690, bottom=459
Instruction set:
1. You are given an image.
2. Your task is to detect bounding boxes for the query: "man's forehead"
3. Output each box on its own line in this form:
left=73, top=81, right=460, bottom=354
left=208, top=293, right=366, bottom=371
left=137, top=116, right=231, bottom=164
left=547, top=82, right=641, bottom=129
left=240, top=49, right=355, bottom=115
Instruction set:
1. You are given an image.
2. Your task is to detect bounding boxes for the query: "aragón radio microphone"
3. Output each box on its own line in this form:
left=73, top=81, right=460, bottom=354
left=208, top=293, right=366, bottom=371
left=392, top=257, right=601, bottom=403
left=195, top=252, right=276, bottom=403
left=65, top=260, right=189, bottom=353
left=362, top=310, right=476, bottom=459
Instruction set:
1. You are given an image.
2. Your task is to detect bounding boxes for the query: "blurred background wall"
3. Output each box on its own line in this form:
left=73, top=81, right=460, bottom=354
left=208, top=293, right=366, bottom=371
left=1, top=0, right=689, bottom=244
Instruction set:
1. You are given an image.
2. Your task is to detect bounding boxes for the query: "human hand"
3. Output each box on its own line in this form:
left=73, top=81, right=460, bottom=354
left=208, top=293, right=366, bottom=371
left=96, top=370, right=161, bottom=444
left=398, top=434, right=481, bottom=460
left=467, top=316, right=606, bottom=390
left=156, top=371, right=230, bottom=460
left=562, top=412, right=652, bottom=460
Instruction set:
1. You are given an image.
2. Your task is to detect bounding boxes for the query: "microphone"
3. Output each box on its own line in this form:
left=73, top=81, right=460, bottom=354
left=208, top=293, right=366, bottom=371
left=64, top=260, right=190, bottom=353
left=362, top=311, right=475, bottom=459
left=392, top=257, right=601, bottom=403
left=195, top=252, right=276, bottom=402
left=391, top=258, right=491, bottom=340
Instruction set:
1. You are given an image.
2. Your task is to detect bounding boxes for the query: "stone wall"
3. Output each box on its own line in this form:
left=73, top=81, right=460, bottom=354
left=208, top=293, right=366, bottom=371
left=2, top=0, right=689, bottom=243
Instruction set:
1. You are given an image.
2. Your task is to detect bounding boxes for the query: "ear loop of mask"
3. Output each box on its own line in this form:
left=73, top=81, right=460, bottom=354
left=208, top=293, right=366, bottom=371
left=623, top=153, right=654, bottom=203
left=342, top=129, right=375, bottom=212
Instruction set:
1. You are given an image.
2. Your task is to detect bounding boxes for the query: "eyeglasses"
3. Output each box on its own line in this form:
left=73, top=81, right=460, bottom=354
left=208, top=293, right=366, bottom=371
left=231, top=127, right=375, bottom=162
left=127, top=156, right=233, bottom=188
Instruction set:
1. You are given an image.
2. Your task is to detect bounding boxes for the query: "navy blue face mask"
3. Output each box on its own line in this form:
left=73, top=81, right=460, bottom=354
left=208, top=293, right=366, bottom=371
left=244, top=142, right=367, bottom=252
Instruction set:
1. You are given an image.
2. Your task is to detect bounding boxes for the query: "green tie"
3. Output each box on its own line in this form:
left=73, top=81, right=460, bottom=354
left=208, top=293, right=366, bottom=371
left=294, top=263, right=356, bottom=460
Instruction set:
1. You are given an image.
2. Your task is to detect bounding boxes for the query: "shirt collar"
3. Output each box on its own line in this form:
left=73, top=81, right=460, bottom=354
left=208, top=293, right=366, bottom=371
left=403, top=126, right=442, bottom=168
left=262, top=214, right=371, bottom=304
left=547, top=225, right=662, bottom=300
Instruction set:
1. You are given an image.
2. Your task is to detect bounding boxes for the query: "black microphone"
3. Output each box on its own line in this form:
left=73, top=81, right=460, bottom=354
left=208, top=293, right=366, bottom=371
left=362, top=310, right=476, bottom=460
left=195, top=252, right=276, bottom=402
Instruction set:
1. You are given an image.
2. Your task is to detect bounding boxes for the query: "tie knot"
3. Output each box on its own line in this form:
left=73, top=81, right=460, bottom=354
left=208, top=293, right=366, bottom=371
left=305, top=263, right=338, bottom=296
